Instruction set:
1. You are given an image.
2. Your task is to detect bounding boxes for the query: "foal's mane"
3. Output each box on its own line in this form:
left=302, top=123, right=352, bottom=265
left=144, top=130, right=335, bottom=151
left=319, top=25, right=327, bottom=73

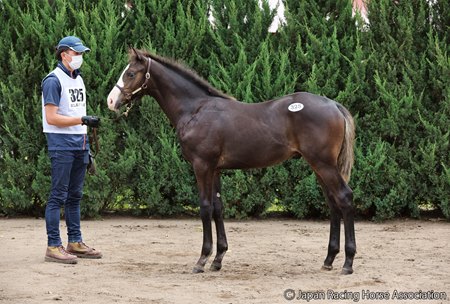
left=131, top=49, right=235, bottom=100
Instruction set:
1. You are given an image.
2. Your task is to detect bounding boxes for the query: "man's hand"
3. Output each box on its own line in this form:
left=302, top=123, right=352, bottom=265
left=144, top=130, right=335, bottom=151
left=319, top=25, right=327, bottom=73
left=81, top=116, right=100, bottom=128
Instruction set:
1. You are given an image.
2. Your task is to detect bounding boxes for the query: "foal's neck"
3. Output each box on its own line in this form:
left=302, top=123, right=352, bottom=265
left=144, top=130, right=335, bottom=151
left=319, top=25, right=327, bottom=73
left=149, top=60, right=210, bottom=127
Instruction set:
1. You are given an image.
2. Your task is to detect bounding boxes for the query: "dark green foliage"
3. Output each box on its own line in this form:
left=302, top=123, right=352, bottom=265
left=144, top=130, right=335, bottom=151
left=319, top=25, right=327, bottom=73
left=354, top=0, right=450, bottom=219
left=1, top=0, right=449, bottom=220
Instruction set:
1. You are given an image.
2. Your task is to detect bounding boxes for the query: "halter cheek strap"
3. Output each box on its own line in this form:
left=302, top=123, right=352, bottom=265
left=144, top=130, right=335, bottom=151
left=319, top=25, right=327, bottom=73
left=116, top=57, right=152, bottom=101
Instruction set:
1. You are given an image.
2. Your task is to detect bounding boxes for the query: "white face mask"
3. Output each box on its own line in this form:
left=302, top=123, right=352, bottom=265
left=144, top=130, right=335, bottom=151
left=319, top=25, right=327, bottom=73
left=64, top=53, right=83, bottom=70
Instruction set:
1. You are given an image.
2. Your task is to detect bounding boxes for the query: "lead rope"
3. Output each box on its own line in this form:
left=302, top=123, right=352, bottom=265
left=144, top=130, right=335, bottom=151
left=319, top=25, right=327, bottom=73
left=87, top=127, right=99, bottom=175
left=91, top=127, right=100, bottom=157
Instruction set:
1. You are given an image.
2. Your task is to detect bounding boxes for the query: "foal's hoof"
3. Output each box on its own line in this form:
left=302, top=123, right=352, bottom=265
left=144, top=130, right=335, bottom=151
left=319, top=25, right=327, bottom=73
left=210, top=261, right=222, bottom=272
left=340, top=267, right=353, bottom=275
left=192, top=265, right=205, bottom=273
left=321, top=265, right=333, bottom=271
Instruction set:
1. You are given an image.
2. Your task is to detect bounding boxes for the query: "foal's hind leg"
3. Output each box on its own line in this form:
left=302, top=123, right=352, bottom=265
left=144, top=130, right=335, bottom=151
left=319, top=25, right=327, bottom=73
left=317, top=175, right=342, bottom=271
left=323, top=208, right=342, bottom=270
left=315, top=166, right=356, bottom=275
left=210, top=171, right=228, bottom=271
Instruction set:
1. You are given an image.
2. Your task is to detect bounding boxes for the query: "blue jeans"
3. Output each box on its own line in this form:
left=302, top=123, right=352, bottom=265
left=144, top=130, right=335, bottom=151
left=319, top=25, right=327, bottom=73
left=45, top=150, right=89, bottom=247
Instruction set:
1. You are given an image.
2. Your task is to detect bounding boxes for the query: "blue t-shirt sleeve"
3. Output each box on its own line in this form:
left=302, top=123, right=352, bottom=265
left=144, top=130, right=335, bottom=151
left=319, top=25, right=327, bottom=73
left=42, top=74, right=61, bottom=107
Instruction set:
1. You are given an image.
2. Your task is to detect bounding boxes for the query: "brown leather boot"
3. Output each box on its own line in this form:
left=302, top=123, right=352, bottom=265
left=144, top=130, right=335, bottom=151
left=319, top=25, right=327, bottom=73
left=67, top=242, right=103, bottom=259
left=45, top=246, right=78, bottom=264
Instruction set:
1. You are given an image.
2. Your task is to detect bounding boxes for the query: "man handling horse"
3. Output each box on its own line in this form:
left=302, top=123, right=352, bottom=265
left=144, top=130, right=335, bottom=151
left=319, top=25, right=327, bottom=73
left=41, top=36, right=101, bottom=264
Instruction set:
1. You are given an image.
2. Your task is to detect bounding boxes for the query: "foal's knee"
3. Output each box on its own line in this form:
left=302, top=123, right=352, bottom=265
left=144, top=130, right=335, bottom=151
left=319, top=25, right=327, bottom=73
left=212, top=204, right=223, bottom=221
left=200, top=203, right=213, bottom=219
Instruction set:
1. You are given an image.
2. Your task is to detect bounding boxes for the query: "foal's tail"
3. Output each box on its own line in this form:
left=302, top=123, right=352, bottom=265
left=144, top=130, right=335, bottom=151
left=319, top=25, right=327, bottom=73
left=336, top=103, right=355, bottom=183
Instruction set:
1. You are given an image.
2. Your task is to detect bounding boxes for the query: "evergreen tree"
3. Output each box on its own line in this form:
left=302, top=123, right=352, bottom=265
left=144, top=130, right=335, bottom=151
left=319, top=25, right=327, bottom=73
left=1, top=0, right=449, bottom=219
left=418, top=0, right=450, bottom=218
left=274, top=0, right=360, bottom=217
left=0, top=0, right=61, bottom=215
left=280, top=0, right=357, bottom=95
left=356, top=0, right=442, bottom=218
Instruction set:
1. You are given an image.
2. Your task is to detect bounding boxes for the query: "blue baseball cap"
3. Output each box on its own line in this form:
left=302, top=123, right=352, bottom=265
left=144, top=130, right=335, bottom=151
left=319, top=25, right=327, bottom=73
left=57, top=36, right=90, bottom=53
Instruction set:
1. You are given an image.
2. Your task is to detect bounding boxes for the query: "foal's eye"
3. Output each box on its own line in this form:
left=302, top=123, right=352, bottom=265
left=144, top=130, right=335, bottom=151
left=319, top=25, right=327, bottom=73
left=127, top=71, right=135, bottom=78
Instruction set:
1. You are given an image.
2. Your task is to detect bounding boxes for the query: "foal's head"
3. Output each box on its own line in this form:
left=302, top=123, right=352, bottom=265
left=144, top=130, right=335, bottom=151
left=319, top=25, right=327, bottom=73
left=107, top=48, right=152, bottom=112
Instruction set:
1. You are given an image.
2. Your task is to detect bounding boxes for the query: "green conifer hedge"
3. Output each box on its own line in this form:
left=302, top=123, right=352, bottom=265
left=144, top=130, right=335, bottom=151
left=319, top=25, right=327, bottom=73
left=0, top=0, right=448, bottom=220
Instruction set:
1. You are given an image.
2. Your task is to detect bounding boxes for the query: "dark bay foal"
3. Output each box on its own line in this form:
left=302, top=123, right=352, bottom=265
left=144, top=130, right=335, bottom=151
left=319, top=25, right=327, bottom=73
left=107, top=49, right=356, bottom=274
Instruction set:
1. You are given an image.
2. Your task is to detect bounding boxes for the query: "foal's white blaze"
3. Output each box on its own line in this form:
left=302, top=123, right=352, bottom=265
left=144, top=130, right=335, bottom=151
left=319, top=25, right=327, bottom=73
left=107, top=64, right=130, bottom=111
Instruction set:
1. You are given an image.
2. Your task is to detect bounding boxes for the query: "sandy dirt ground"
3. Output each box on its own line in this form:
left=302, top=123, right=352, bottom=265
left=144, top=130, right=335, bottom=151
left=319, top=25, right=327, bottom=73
left=0, top=217, right=449, bottom=304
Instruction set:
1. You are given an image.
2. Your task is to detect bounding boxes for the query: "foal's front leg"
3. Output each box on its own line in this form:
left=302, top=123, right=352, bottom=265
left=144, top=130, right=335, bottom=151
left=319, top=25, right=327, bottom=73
left=210, top=172, right=228, bottom=271
left=192, top=163, right=214, bottom=273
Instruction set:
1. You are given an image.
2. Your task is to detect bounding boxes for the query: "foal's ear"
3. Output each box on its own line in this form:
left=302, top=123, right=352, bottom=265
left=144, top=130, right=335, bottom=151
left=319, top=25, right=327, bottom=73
left=128, top=47, right=144, bottom=62
left=129, top=47, right=145, bottom=62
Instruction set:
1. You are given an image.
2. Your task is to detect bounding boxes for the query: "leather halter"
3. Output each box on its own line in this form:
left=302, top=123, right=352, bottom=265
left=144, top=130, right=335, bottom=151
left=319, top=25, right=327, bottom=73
left=116, top=57, right=152, bottom=101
